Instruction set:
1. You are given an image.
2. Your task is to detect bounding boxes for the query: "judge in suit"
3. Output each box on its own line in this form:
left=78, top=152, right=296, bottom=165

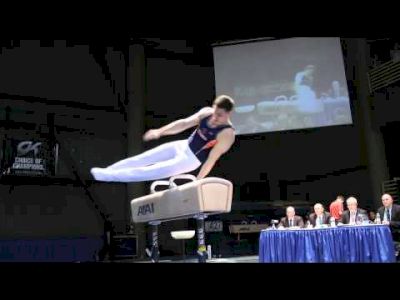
left=309, top=203, right=331, bottom=227
left=279, top=206, right=304, bottom=228
left=340, top=197, right=368, bottom=225
left=377, top=193, right=400, bottom=241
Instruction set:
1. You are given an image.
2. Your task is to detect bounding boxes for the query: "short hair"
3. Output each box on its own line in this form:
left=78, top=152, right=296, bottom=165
left=314, top=203, right=324, bottom=210
left=337, top=195, right=345, bottom=200
left=382, top=194, right=393, bottom=201
left=305, top=65, right=315, bottom=71
left=346, top=197, right=358, bottom=205
left=213, top=95, right=235, bottom=112
left=286, top=206, right=295, bottom=213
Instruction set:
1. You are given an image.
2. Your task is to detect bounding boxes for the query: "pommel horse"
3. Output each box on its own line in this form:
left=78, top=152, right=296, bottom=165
left=130, top=174, right=233, bottom=263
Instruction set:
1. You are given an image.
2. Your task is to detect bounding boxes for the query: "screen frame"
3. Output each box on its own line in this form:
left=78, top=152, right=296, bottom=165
left=211, top=37, right=353, bottom=136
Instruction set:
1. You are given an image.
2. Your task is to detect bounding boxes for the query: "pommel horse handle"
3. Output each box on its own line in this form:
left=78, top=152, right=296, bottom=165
left=169, top=174, right=197, bottom=188
left=150, top=180, right=170, bottom=194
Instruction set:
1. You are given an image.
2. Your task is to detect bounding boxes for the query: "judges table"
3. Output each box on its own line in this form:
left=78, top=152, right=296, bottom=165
left=259, top=224, right=396, bottom=263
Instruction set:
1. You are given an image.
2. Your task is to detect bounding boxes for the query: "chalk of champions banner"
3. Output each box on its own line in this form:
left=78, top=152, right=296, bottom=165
left=8, top=140, right=52, bottom=176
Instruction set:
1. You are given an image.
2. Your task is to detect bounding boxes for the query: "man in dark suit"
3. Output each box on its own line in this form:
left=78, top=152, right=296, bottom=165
left=279, top=206, right=304, bottom=228
left=309, top=203, right=331, bottom=227
left=377, top=194, right=400, bottom=241
left=340, top=196, right=368, bottom=224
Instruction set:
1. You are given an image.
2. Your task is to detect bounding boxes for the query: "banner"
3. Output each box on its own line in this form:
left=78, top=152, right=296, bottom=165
left=6, top=139, right=56, bottom=177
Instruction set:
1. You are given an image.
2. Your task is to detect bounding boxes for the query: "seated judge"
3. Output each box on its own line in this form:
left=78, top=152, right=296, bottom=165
left=279, top=206, right=305, bottom=228
left=340, top=196, right=368, bottom=225
left=309, top=203, right=331, bottom=227
left=377, top=193, right=400, bottom=241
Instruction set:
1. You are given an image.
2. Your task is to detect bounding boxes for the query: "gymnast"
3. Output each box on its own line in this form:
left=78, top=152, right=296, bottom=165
left=90, top=95, right=235, bottom=182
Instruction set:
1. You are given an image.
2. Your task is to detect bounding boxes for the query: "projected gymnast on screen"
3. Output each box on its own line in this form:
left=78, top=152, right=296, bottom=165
left=294, top=65, right=325, bottom=125
left=294, top=65, right=319, bottom=112
left=90, top=95, right=235, bottom=183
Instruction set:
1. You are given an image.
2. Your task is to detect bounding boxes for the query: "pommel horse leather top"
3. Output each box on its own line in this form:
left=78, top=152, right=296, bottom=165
left=130, top=175, right=233, bottom=224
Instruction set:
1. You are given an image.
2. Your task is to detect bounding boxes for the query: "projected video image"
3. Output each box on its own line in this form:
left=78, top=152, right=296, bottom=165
left=213, top=38, right=352, bottom=135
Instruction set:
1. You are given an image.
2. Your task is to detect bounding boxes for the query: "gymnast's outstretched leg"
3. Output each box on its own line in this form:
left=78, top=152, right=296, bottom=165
left=106, top=141, right=180, bottom=170
left=91, top=148, right=201, bottom=182
left=90, top=140, right=183, bottom=181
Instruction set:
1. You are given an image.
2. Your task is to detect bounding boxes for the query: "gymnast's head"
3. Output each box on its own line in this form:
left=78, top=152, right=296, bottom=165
left=210, top=95, right=235, bottom=126
left=304, top=65, right=315, bottom=76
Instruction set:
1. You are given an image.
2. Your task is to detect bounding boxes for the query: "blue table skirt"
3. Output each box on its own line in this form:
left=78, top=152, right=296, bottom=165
left=259, top=225, right=396, bottom=263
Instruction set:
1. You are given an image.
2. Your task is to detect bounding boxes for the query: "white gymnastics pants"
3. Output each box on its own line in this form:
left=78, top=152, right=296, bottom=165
left=296, top=85, right=324, bottom=113
left=90, top=140, right=202, bottom=182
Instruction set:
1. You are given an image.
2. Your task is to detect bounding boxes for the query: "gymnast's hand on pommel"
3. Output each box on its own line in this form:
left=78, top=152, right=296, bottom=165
left=143, top=129, right=161, bottom=142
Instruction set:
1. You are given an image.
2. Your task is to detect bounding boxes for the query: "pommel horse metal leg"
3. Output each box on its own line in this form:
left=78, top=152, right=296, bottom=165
left=146, top=220, right=161, bottom=263
left=145, top=181, right=169, bottom=263
left=195, top=213, right=208, bottom=263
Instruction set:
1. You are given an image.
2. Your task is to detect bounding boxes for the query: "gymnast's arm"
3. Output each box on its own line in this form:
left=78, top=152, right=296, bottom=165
left=294, top=72, right=303, bottom=93
left=143, top=107, right=214, bottom=141
left=196, top=129, right=235, bottom=180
